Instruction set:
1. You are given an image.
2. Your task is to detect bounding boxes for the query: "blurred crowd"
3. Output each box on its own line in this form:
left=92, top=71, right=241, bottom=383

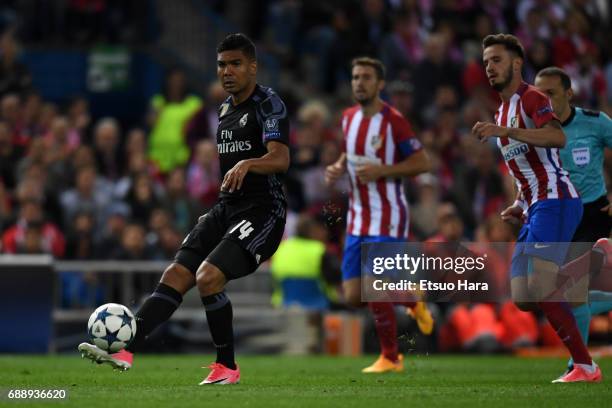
left=0, top=0, right=610, bottom=260
left=1, top=0, right=611, bottom=353
left=0, top=31, right=222, bottom=260
left=270, top=0, right=612, bottom=245
left=0, top=0, right=151, bottom=45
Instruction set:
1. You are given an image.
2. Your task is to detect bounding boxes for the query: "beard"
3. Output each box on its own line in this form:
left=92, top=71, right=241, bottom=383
left=491, top=66, right=514, bottom=92
left=355, top=93, right=376, bottom=106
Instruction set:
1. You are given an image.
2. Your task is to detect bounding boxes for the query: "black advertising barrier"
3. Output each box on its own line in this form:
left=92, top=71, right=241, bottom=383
left=0, top=255, right=54, bottom=353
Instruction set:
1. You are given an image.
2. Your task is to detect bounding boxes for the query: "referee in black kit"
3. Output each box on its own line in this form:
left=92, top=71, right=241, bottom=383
left=79, top=33, right=290, bottom=385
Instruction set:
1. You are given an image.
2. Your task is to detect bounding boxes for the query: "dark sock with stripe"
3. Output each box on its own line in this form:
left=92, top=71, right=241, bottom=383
left=126, top=283, right=183, bottom=353
left=202, top=292, right=236, bottom=370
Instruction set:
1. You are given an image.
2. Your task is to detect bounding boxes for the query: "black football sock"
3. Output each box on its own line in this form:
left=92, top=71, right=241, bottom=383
left=202, top=292, right=236, bottom=370
left=126, top=283, right=183, bottom=353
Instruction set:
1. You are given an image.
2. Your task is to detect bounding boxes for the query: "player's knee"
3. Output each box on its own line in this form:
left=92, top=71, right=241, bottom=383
left=195, top=263, right=226, bottom=295
left=160, top=263, right=195, bottom=295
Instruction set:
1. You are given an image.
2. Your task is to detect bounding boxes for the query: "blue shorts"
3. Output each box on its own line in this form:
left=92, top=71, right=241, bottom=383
left=341, top=235, right=405, bottom=281
left=510, top=198, right=583, bottom=278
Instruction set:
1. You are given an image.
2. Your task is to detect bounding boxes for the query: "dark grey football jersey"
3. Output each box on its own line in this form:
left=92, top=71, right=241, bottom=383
left=216, top=84, right=289, bottom=201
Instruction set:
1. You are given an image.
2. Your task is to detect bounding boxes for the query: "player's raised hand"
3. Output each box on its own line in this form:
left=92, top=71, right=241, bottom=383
left=325, top=155, right=347, bottom=186
left=472, top=121, right=508, bottom=143
left=221, top=160, right=251, bottom=193
left=500, top=203, right=524, bottom=225
left=355, top=163, right=385, bottom=183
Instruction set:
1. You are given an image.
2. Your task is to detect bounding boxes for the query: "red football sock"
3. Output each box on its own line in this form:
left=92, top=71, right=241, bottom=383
left=368, top=302, right=398, bottom=362
left=538, top=301, right=592, bottom=365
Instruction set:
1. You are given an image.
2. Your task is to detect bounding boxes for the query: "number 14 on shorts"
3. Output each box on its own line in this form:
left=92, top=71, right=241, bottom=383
left=230, top=220, right=255, bottom=240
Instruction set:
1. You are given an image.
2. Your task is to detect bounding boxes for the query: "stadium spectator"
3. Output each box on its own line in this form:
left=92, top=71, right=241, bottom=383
left=124, top=127, right=147, bottom=159
left=564, top=46, right=608, bottom=110
left=270, top=213, right=341, bottom=352
left=15, top=167, right=63, bottom=227
left=358, top=0, right=391, bottom=55
left=148, top=68, right=202, bottom=174
left=125, top=172, right=160, bottom=226
left=427, top=205, right=465, bottom=243
left=516, top=0, right=564, bottom=29
left=292, top=100, right=336, bottom=208
left=70, top=145, right=97, bottom=173
left=0, top=119, right=23, bottom=190
left=410, top=174, right=441, bottom=239
left=145, top=207, right=172, bottom=249
left=64, top=210, right=97, bottom=259
left=157, top=225, right=184, bottom=260
left=186, top=81, right=228, bottom=145
left=0, top=32, right=31, bottom=97
left=36, top=102, right=58, bottom=137
left=186, top=140, right=220, bottom=210
left=422, top=106, right=463, bottom=193
left=114, top=151, right=162, bottom=201
left=59, top=164, right=113, bottom=230
left=95, top=202, right=130, bottom=259
left=380, top=12, right=423, bottom=81
left=551, top=8, right=594, bottom=69
left=93, top=117, right=123, bottom=180
left=412, top=33, right=462, bottom=122
left=66, top=96, right=91, bottom=145
left=111, top=223, right=161, bottom=260
left=0, top=181, right=12, bottom=229
left=160, top=167, right=201, bottom=234
left=515, top=7, right=551, bottom=50
left=523, top=39, right=553, bottom=84
left=21, top=91, right=43, bottom=138
left=2, top=199, right=65, bottom=257
left=1, top=93, right=26, bottom=146
left=387, top=80, right=415, bottom=124
left=450, top=142, right=507, bottom=235
left=44, top=116, right=76, bottom=191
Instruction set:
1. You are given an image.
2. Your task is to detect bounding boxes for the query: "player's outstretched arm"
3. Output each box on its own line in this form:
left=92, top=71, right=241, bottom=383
left=246, top=141, right=290, bottom=174
left=355, top=149, right=430, bottom=183
left=506, top=120, right=566, bottom=147
left=221, top=141, right=289, bottom=193
left=473, top=120, right=566, bottom=148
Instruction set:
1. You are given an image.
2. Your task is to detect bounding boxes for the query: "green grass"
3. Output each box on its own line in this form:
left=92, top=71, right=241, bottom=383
left=1, top=354, right=611, bottom=407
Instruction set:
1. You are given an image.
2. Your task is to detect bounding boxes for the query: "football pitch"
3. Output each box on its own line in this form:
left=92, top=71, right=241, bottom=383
left=2, top=355, right=612, bottom=407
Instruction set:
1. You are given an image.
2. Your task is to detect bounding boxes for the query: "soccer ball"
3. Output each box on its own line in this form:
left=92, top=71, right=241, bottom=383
left=87, top=303, right=137, bottom=353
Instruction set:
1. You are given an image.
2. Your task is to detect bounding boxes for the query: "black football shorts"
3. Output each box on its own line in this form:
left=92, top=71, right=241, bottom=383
left=174, top=198, right=286, bottom=280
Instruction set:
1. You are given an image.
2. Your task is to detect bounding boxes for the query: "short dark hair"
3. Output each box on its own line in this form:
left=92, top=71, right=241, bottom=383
left=536, top=66, right=572, bottom=90
left=482, top=34, right=525, bottom=60
left=216, top=33, right=257, bottom=61
left=351, top=57, right=386, bottom=80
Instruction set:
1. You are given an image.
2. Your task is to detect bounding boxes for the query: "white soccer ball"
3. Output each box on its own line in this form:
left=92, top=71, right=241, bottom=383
left=87, top=303, right=137, bottom=353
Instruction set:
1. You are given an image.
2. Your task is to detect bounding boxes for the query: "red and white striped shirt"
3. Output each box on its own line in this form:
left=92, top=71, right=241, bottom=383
left=342, top=103, right=422, bottom=238
left=495, top=82, right=578, bottom=208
